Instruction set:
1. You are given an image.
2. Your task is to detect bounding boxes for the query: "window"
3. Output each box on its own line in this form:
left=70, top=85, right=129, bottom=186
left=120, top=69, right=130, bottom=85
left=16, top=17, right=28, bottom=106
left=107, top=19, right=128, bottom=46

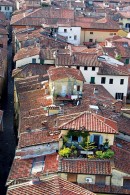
left=0, top=7, right=1, bottom=10
left=89, top=39, right=93, bottom=42
left=109, top=79, right=113, bottom=84
left=125, top=59, right=129, bottom=64
left=0, top=44, right=3, bottom=48
left=90, top=32, right=93, bottom=34
left=120, top=79, right=124, bottom=85
left=32, top=58, right=36, bottom=63
left=64, top=29, right=67, bottom=33
left=7, top=7, right=9, bottom=10
left=77, top=66, right=80, bottom=70
left=115, top=93, right=124, bottom=100
left=123, top=179, right=130, bottom=189
left=92, top=67, right=95, bottom=71
left=101, top=77, right=106, bottom=84
left=74, top=35, right=77, bottom=40
left=77, top=85, right=80, bottom=91
left=72, top=136, right=78, bottom=142
left=84, top=66, right=87, bottom=70
left=96, top=175, right=106, bottom=185
left=69, top=36, right=71, bottom=38
left=90, top=77, right=95, bottom=84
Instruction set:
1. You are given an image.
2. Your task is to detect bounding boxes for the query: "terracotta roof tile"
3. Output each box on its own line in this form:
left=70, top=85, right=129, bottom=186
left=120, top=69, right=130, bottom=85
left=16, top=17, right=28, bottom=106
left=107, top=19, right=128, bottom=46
left=56, top=53, right=102, bottom=67
left=59, top=111, right=118, bottom=134
left=48, top=67, right=84, bottom=81
left=7, top=175, right=95, bottom=195
left=112, top=145, right=130, bottom=174
left=18, top=130, right=60, bottom=148
left=14, top=46, right=40, bottom=61
left=59, top=159, right=111, bottom=175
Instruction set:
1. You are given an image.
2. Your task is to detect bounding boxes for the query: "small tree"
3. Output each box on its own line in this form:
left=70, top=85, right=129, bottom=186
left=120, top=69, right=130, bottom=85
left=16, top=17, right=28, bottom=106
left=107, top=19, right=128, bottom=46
left=84, top=141, right=96, bottom=151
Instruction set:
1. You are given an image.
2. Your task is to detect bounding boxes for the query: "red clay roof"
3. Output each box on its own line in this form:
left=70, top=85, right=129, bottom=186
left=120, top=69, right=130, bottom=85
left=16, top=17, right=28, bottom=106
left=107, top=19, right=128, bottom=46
left=14, top=46, right=40, bottom=61
left=59, top=159, right=111, bottom=175
left=59, top=112, right=118, bottom=134
left=8, top=153, right=58, bottom=181
left=48, top=67, right=84, bottom=81
left=112, top=145, right=130, bottom=174
left=7, top=175, right=96, bottom=195
left=18, top=130, right=59, bottom=148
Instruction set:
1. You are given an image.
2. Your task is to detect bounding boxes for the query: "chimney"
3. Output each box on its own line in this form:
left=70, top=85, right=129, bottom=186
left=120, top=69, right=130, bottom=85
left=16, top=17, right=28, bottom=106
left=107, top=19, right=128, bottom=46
left=113, top=101, right=123, bottom=113
left=30, top=177, right=40, bottom=185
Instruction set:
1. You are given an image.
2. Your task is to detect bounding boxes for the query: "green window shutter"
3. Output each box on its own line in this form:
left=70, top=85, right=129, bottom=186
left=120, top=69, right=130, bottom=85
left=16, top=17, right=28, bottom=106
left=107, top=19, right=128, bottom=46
left=90, top=77, right=95, bottom=84
left=125, top=59, right=129, bottom=64
left=40, top=59, right=44, bottom=64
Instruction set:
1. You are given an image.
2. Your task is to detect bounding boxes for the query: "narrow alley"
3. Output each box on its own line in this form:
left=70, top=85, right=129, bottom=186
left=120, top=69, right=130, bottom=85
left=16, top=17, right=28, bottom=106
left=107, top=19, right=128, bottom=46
left=0, top=43, right=16, bottom=194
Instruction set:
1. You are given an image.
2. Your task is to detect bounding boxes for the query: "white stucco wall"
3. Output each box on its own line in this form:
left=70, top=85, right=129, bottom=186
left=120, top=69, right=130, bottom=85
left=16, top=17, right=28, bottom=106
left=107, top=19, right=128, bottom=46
left=16, top=55, right=40, bottom=68
left=0, top=5, right=13, bottom=19
left=58, top=27, right=81, bottom=45
left=112, top=169, right=130, bottom=187
left=75, top=66, right=128, bottom=99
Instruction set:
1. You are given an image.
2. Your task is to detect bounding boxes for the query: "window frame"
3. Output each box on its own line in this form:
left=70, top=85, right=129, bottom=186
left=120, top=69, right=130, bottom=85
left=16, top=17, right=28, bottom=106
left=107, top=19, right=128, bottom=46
left=120, top=79, right=124, bottom=85
left=101, top=77, right=106, bottom=84
left=109, top=78, right=113, bottom=84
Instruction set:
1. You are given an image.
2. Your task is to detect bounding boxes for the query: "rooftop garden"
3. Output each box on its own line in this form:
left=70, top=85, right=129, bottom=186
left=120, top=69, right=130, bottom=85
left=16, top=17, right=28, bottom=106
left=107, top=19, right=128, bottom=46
left=59, top=130, right=114, bottom=159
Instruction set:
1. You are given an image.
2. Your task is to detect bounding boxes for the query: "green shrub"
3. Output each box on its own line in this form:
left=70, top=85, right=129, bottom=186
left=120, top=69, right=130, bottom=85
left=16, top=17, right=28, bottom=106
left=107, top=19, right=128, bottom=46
left=59, top=147, right=71, bottom=158
left=96, top=149, right=114, bottom=159
left=96, top=151, right=104, bottom=159
left=103, top=149, right=114, bottom=159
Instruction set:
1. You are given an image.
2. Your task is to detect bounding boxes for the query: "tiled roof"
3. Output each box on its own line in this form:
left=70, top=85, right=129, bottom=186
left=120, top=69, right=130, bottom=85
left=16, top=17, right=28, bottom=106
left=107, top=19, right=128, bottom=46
left=7, top=175, right=96, bottom=195
left=119, top=11, right=130, bottom=18
left=14, top=46, right=40, bottom=61
left=48, top=67, right=84, bottom=81
left=59, top=159, right=111, bottom=175
left=16, top=28, right=43, bottom=42
left=12, top=64, right=50, bottom=78
left=18, top=130, right=59, bottom=148
left=11, top=7, right=74, bottom=26
left=75, top=17, right=120, bottom=30
left=8, top=153, right=58, bottom=181
left=112, top=145, right=130, bottom=174
left=98, top=62, right=129, bottom=76
left=56, top=53, right=102, bottom=67
left=59, top=111, right=118, bottom=134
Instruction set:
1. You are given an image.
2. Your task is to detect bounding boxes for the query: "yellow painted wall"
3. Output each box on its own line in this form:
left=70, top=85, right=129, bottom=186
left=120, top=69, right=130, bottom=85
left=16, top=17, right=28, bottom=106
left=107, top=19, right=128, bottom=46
left=80, top=30, right=117, bottom=43
left=117, top=30, right=128, bottom=37
left=59, top=173, right=67, bottom=180
left=60, top=130, right=115, bottom=146
left=59, top=172, right=111, bottom=185
left=89, top=132, right=114, bottom=146
left=77, top=174, right=95, bottom=184
left=49, top=78, right=83, bottom=97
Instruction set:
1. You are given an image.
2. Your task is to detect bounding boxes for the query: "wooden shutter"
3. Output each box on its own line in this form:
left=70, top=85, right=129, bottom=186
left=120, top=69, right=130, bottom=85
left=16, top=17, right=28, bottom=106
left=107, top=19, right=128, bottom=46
left=67, top=173, right=77, bottom=183
left=90, top=134, right=94, bottom=142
